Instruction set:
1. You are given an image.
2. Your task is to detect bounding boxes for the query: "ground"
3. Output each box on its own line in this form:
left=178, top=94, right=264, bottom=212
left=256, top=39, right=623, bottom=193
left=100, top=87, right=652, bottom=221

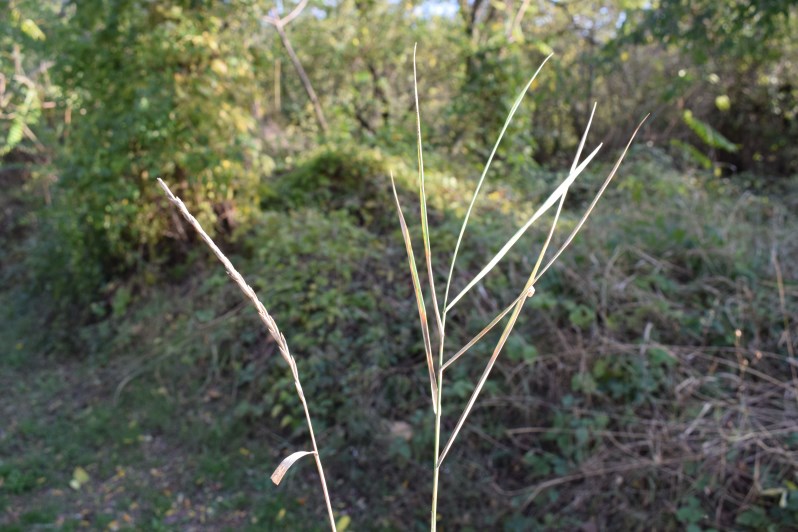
left=0, top=352, right=319, bottom=531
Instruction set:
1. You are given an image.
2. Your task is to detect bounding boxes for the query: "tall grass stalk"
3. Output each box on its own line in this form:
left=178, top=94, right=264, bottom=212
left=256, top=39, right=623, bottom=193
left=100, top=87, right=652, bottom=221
left=156, top=179, right=338, bottom=531
left=391, top=52, right=648, bottom=530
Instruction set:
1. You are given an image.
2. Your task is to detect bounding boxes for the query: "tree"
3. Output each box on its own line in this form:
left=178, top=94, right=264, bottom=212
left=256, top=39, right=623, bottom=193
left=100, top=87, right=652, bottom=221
left=42, top=0, right=273, bottom=304
left=617, top=0, right=798, bottom=174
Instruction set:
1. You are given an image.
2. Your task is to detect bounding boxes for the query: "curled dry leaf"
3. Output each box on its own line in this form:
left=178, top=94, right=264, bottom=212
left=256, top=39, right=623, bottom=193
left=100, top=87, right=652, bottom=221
left=271, top=450, right=316, bottom=486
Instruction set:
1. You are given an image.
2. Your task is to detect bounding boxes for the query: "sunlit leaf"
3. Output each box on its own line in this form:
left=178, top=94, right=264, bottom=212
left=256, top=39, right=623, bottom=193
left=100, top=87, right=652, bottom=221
left=446, top=142, right=602, bottom=312
left=20, top=19, right=46, bottom=41
left=70, top=466, right=90, bottom=490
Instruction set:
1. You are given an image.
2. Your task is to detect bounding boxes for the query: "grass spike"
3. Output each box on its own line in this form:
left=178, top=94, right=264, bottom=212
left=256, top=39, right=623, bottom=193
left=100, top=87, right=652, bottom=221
left=156, top=179, right=337, bottom=532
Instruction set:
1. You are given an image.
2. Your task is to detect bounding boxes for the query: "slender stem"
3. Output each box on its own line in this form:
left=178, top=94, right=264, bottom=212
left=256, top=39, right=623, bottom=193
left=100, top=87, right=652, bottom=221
left=431, top=315, right=446, bottom=531
left=298, top=386, right=337, bottom=531
left=157, top=179, right=337, bottom=531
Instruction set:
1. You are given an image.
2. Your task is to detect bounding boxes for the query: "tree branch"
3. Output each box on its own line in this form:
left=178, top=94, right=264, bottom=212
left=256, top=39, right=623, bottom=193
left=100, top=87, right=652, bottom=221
left=263, top=1, right=329, bottom=134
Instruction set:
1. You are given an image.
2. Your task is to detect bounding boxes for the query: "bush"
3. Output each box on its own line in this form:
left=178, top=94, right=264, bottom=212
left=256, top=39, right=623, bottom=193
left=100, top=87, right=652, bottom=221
left=35, top=0, right=273, bottom=312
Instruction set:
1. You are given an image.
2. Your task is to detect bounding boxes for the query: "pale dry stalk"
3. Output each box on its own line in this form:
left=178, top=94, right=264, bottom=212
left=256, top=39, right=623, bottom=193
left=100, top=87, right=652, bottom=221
left=157, top=179, right=337, bottom=532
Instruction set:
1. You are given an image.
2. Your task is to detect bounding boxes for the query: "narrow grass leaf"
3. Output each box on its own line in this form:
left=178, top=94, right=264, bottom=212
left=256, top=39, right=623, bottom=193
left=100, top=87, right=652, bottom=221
left=532, top=115, right=649, bottom=284
left=443, top=54, right=553, bottom=312
left=441, top=114, right=647, bottom=372
left=446, top=142, right=602, bottom=313
left=271, top=450, right=316, bottom=485
left=571, top=104, right=597, bottom=175
left=414, top=44, right=443, bottom=339
left=390, top=171, right=438, bottom=413
left=438, top=287, right=532, bottom=467
left=442, top=292, right=523, bottom=372
left=528, top=103, right=597, bottom=282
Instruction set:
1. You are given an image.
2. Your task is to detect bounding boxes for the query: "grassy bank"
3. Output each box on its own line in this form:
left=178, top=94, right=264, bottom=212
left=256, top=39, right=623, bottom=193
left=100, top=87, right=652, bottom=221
left=2, top=146, right=797, bottom=530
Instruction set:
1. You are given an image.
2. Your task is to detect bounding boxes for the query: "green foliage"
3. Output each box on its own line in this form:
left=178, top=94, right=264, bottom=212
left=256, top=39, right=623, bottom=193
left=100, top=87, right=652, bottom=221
left=37, top=0, right=273, bottom=308
left=284, top=1, right=461, bottom=148
left=263, top=146, right=394, bottom=231
left=622, top=0, right=794, bottom=63
left=616, top=1, right=798, bottom=174
left=2, top=0, right=798, bottom=529
left=7, top=0, right=796, bottom=323
left=5, top=132, right=798, bottom=529
left=0, top=2, right=59, bottom=157
left=676, top=495, right=705, bottom=528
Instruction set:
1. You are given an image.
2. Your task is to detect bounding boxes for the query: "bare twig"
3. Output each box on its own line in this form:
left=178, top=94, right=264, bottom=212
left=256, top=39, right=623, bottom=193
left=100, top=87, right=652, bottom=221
left=508, top=0, right=532, bottom=41
left=262, top=0, right=309, bottom=27
left=772, top=246, right=798, bottom=405
left=263, top=1, right=329, bottom=133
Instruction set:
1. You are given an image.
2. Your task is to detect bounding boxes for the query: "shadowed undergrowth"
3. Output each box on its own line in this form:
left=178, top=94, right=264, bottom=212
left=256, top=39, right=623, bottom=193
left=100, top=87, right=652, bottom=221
left=2, top=145, right=797, bottom=530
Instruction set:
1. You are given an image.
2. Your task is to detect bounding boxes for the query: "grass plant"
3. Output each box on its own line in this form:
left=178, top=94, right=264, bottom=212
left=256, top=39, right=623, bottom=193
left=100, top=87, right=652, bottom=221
left=395, top=50, right=647, bottom=529
left=157, top=53, right=646, bottom=530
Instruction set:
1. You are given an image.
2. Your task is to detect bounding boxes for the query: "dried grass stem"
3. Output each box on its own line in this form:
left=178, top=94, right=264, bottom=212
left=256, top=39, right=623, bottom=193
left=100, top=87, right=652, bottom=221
left=157, top=178, right=337, bottom=531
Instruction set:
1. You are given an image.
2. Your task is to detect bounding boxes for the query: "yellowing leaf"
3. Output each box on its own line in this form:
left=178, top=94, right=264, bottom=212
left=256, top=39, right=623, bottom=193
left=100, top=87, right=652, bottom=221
left=70, top=466, right=90, bottom=490
left=73, top=466, right=89, bottom=483
left=211, top=59, right=228, bottom=76
left=20, top=19, right=45, bottom=41
left=336, top=515, right=352, bottom=531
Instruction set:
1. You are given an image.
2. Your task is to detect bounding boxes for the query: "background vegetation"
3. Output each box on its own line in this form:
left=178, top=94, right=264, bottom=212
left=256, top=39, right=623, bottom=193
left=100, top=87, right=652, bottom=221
left=1, top=0, right=796, bottom=529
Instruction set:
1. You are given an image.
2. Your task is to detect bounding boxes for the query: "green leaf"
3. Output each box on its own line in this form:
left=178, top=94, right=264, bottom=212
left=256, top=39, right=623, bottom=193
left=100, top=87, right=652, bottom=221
left=20, top=19, right=46, bottom=41
left=735, top=506, right=769, bottom=527
left=670, top=139, right=713, bottom=169
left=683, top=110, right=738, bottom=152
left=592, top=358, right=609, bottom=379
left=3, top=120, right=24, bottom=154
left=336, top=515, right=352, bottom=531
left=567, top=304, right=594, bottom=329
left=647, top=347, right=677, bottom=367
left=676, top=496, right=704, bottom=524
